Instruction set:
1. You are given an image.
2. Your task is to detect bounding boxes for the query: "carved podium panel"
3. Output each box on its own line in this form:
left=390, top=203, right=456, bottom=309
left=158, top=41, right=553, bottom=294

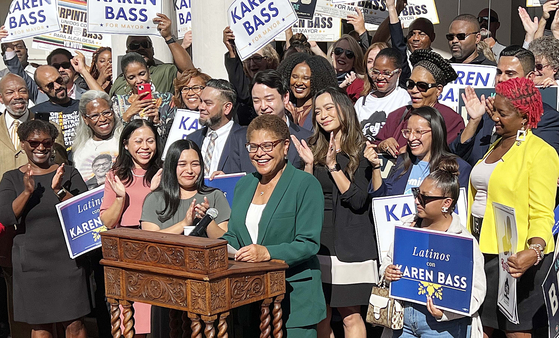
left=100, top=228, right=288, bottom=338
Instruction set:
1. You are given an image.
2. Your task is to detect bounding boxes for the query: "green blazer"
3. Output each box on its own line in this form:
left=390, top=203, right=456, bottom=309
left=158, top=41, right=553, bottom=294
left=222, top=162, right=326, bottom=328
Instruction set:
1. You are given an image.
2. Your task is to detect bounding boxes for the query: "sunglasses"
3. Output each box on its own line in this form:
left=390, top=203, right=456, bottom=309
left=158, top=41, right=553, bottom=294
left=245, top=139, right=284, bottom=153
left=51, top=61, right=72, bottom=70
left=412, top=187, right=448, bottom=207
left=25, top=139, right=54, bottom=149
left=181, top=85, right=205, bottom=94
left=535, top=63, right=551, bottom=72
left=478, top=16, right=498, bottom=24
left=333, top=47, right=355, bottom=59
left=445, top=32, right=478, bottom=41
left=128, top=40, right=152, bottom=51
left=405, top=79, right=438, bottom=92
left=44, top=77, right=65, bottom=91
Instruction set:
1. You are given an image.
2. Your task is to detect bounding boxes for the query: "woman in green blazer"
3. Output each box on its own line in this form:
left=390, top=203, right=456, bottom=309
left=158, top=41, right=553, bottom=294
left=222, top=114, right=326, bottom=337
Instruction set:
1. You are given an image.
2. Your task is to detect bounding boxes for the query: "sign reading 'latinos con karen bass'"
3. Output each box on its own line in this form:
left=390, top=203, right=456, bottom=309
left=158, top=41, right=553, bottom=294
left=390, top=225, right=475, bottom=315
left=3, top=0, right=60, bottom=43
left=228, top=0, right=298, bottom=61
left=87, top=0, right=162, bottom=36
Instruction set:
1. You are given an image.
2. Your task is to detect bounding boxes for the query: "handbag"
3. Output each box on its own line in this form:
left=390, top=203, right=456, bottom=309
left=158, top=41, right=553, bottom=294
left=366, top=277, right=404, bottom=330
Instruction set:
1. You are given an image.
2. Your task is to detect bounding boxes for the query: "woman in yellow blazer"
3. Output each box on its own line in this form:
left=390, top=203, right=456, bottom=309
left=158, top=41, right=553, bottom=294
left=465, top=78, right=559, bottom=336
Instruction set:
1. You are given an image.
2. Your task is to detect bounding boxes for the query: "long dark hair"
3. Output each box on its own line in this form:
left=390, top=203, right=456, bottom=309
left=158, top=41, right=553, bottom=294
left=155, top=139, right=214, bottom=223
left=399, top=106, right=457, bottom=176
left=309, top=87, right=364, bottom=180
left=113, top=119, right=161, bottom=186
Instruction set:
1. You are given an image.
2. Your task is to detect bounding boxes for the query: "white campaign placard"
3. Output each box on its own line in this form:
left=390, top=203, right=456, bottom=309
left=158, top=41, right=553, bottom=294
left=439, top=63, right=496, bottom=116
left=3, top=0, right=60, bottom=43
left=493, top=202, right=520, bottom=325
left=315, top=0, right=389, bottom=27
left=228, top=0, right=298, bottom=61
left=32, top=0, right=111, bottom=57
left=87, top=0, right=162, bottom=36
left=275, top=14, right=342, bottom=42
left=399, top=0, right=439, bottom=28
left=162, top=109, right=201, bottom=159
left=526, top=0, right=544, bottom=7
left=175, top=0, right=191, bottom=38
left=372, top=188, right=468, bottom=263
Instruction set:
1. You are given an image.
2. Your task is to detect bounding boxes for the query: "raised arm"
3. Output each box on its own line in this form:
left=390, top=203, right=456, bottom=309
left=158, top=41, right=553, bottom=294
left=154, top=13, right=194, bottom=72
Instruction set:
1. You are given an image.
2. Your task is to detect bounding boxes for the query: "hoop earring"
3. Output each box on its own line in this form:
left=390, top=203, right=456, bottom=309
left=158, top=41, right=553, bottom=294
left=516, top=124, right=526, bottom=146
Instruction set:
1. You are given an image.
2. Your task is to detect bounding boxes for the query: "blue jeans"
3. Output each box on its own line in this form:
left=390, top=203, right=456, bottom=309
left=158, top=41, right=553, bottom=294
left=393, top=303, right=470, bottom=338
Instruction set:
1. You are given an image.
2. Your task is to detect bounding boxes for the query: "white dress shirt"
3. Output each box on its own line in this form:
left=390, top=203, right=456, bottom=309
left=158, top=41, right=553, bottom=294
left=5, top=110, right=29, bottom=148
left=201, top=120, right=234, bottom=175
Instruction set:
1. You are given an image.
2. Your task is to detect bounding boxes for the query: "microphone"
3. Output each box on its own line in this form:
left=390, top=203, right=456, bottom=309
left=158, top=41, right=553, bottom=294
left=189, top=208, right=218, bottom=237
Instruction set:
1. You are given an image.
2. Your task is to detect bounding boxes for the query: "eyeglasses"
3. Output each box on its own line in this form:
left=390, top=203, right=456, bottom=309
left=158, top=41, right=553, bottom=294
left=245, top=55, right=267, bottom=64
left=370, top=68, right=400, bottom=78
left=412, top=187, right=448, bottom=207
left=181, top=85, right=205, bottom=94
left=478, top=16, right=498, bottom=24
left=445, top=32, right=478, bottom=41
left=25, top=138, right=54, bottom=149
left=128, top=40, right=152, bottom=51
left=401, top=128, right=431, bottom=139
left=333, top=47, right=355, bottom=59
left=44, top=77, right=65, bottom=91
left=86, top=110, right=114, bottom=122
left=405, top=79, right=438, bottom=92
left=535, top=63, right=552, bottom=72
left=245, top=139, right=284, bottom=153
left=51, top=61, right=72, bottom=70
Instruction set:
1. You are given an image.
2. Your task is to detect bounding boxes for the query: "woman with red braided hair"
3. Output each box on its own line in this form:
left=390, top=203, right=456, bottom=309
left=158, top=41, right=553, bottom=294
left=466, top=77, right=559, bottom=336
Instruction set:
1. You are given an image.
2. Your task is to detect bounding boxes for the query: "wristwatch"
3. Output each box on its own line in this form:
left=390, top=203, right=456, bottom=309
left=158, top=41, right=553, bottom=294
left=328, top=163, right=341, bottom=172
left=165, top=36, right=177, bottom=45
left=55, top=187, right=67, bottom=200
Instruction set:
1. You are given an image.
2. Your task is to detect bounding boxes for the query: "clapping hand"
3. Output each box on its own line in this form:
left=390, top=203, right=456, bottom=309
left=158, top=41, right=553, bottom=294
left=325, top=132, right=338, bottom=169
left=51, top=163, right=65, bottom=192
left=194, top=197, right=210, bottom=219
left=290, top=135, right=314, bottom=168
left=518, top=7, right=538, bottom=43
left=150, top=168, right=162, bottom=191
left=461, top=86, right=486, bottom=121
left=106, top=173, right=126, bottom=198
left=23, top=164, right=35, bottom=195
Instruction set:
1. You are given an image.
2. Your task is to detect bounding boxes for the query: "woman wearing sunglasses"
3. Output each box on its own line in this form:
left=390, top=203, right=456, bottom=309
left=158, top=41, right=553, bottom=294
left=528, top=36, right=559, bottom=88
left=172, top=68, right=211, bottom=111
left=374, top=49, right=465, bottom=158
left=380, top=159, right=486, bottom=338
left=330, top=35, right=365, bottom=103
left=291, top=87, right=377, bottom=338
left=112, top=52, right=176, bottom=144
left=0, top=119, right=90, bottom=338
left=356, top=47, right=412, bottom=141
left=366, top=106, right=470, bottom=200
left=222, top=114, right=326, bottom=337
left=466, top=77, right=559, bottom=337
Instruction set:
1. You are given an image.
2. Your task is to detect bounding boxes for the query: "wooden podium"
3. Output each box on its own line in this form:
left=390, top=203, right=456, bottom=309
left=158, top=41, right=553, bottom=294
left=100, top=228, right=288, bottom=338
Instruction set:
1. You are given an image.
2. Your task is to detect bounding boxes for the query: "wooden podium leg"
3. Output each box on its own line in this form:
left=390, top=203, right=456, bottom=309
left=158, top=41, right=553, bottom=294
left=182, top=311, right=192, bottom=338
left=108, top=298, right=121, bottom=338
left=217, top=312, right=229, bottom=338
left=260, top=298, right=273, bottom=338
left=272, top=295, right=284, bottom=338
left=202, top=316, right=217, bottom=338
left=120, top=300, right=135, bottom=338
left=188, top=313, right=203, bottom=338
left=170, top=309, right=180, bottom=338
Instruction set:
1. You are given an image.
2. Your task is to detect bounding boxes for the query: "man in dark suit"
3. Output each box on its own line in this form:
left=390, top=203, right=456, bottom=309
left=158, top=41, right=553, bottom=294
left=227, top=70, right=311, bottom=173
left=188, top=79, right=242, bottom=177
left=450, top=45, right=559, bottom=166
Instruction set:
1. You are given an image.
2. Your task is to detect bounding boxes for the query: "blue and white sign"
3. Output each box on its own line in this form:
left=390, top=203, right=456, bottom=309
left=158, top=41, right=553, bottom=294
left=553, top=205, right=559, bottom=235
left=439, top=64, right=496, bottom=114
left=3, top=0, right=60, bottom=43
left=390, top=225, right=475, bottom=315
left=162, top=109, right=201, bottom=159
left=56, top=185, right=107, bottom=259
left=205, top=173, right=246, bottom=207
left=399, top=0, right=439, bottom=28
left=543, top=247, right=559, bottom=338
left=175, top=0, right=191, bottom=38
left=87, top=0, right=162, bottom=36
left=228, top=0, right=298, bottom=61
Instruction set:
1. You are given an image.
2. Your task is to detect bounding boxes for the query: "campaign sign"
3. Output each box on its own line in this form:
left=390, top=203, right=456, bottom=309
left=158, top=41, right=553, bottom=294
left=289, top=0, right=318, bottom=20
left=542, top=250, right=559, bottom=338
left=399, top=0, right=439, bottom=28
left=228, top=0, right=298, bottom=61
left=390, top=225, right=474, bottom=315
left=553, top=205, right=559, bottom=235
left=275, top=14, right=341, bottom=42
left=3, top=0, right=60, bottom=43
left=315, top=0, right=389, bottom=27
left=56, top=185, right=107, bottom=259
left=32, top=0, right=111, bottom=56
left=526, top=0, right=544, bottom=7
left=204, top=173, right=246, bottom=207
left=87, top=0, right=162, bottom=36
left=439, top=64, right=496, bottom=114
left=162, top=109, right=201, bottom=159
left=175, top=0, right=191, bottom=38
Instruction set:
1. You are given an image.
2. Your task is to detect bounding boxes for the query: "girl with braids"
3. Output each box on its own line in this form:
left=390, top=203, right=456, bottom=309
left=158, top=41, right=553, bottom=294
left=466, top=77, right=559, bottom=336
left=291, top=87, right=377, bottom=338
left=140, top=139, right=230, bottom=237
left=375, top=49, right=464, bottom=158
left=380, top=158, right=486, bottom=338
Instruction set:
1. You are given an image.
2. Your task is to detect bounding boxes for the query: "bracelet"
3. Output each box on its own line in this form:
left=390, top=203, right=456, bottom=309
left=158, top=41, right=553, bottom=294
left=373, top=165, right=381, bottom=170
left=529, top=243, right=544, bottom=265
